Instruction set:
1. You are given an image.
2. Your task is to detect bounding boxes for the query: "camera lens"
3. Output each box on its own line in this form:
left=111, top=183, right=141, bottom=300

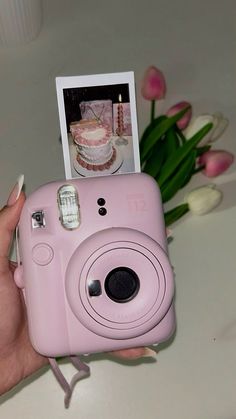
left=105, top=267, right=140, bottom=303
left=98, top=207, right=107, bottom=216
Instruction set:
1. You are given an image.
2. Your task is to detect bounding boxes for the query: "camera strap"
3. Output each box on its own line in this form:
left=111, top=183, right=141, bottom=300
left=48, top=357, right=91, bottom=408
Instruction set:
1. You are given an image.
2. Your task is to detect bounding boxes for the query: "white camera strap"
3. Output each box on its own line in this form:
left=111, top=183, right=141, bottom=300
left=48, top=357, right=91, bottom=408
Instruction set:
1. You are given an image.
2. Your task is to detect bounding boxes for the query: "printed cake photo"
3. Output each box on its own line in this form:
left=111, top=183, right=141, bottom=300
left=56, top=72, right=140, bottom=178
left=70, top=119, right=118, bottom=172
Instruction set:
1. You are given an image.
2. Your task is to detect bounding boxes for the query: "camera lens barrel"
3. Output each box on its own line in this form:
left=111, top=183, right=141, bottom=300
left=105, top=267, right=140, bottom=303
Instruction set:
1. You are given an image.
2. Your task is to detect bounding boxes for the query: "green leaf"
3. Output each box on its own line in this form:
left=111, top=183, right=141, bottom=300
left=196, top=144, right=211, bottom=157
left=143, top=139, right=166, bottom=178
left=140, top=115, right=166, bottom=146
left=179, top=150, right=197, bottom=189
left=157, top=122, right=213, bottom=188
left=160, top=150, right=196, bottom=202
left=165, top=126, right=180, bottom=156
left=175, top=126, right=186, bottom=144
left=164, top=203, right=189, bottom=227
left=140, top=106, right=190, bottom=162
left=191, top=164, right=205, bottom=175
left=181, top=146, right=211, bottom=182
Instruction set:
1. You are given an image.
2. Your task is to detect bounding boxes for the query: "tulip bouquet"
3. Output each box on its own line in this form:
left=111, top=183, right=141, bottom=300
left=139, top=66, right=234, bottom=226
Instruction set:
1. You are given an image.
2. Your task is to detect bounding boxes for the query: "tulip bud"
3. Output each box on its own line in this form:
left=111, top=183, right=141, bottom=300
left=141, top=66, right=166, bottom=101
left=184, top=114, right=214, bottom=144
left=184, top=113, right=229, bottom=146
left=166, top=101, right=192, bottom=130
left=210, top=112, right=229, bottom=142
left=185, top=184, right=222, bottom=215
left=198, top=150, right=234, bottom=177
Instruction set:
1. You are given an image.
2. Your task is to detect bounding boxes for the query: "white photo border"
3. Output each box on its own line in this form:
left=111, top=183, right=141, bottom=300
left=56, top=71, right=140, bottom=179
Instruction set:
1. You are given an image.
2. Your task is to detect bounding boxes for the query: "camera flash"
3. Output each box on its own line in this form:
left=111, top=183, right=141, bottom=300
left=57, top=184, right=80, bottom=230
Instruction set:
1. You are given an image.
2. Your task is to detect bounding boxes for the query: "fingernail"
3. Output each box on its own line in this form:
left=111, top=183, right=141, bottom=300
left=7, top=174, right=24, bottom=206
left=142, top=348, right=157, bottom=358
left=166, top=228, right=173, bottom=238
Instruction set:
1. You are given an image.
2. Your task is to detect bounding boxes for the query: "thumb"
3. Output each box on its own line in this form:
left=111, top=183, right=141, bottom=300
left=0, top=175, right=25, bottom=260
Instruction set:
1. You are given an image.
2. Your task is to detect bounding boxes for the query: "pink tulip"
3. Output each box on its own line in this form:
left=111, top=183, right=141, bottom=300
left=141, top=66, right=166, bottom=101
left=166, top=101, right=192, bottom=130
left=198, top=150, right=234, bottom=177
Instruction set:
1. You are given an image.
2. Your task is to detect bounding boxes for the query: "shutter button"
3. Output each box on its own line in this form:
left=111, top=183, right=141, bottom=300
left=32, top=243, right=54, bottom=266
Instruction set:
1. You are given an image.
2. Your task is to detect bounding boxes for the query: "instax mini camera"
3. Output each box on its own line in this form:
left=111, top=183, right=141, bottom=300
left=14, top=173, right=175, bottom=357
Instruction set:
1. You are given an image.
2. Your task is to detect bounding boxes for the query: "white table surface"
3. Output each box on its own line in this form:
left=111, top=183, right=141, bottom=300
left=0, top=1, right=236, bottom=418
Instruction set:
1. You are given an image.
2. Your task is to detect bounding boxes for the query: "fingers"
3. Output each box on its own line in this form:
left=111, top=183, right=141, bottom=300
left=111, top=347, right=157, bottom=360
left=0, top=179, right=25, bottom=261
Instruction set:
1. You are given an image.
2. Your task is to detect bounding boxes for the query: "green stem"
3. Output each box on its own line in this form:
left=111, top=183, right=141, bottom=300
left=151, top=100, right=156, bottom=123
left=176, top=126, right=186, bottom=144
left=192, top=164, right=205, bottom=175
left=164, top=203, right=189, bottom=226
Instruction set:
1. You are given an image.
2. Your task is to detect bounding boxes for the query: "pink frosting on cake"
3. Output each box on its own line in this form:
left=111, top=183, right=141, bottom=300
left=70, top=119, right=115, bottom=171
left=76, top=147, right=117, bottom=171
left=71, top=120, right=111, bottom=146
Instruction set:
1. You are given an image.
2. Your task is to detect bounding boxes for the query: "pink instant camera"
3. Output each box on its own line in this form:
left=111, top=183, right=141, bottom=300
left=14, top=173, right=175, bottom=357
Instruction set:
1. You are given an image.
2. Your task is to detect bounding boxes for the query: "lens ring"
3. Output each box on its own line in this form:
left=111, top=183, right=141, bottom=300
left=65, top=227, right=174, bottom=338
left=105, top=267, right=140, bottom=303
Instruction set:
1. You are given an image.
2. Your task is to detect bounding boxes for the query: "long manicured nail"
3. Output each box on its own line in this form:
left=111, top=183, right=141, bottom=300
left=166, top=228, right=173, bottom=239
left=7, top=174, right=24, bottom=206
left=142, top=348, right=157, bottom=358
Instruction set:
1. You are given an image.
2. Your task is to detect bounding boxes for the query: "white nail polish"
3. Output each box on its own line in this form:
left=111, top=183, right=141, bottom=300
left=142, top=348, right=157, bottom=358
left=7, top=174, right=24, bottom=206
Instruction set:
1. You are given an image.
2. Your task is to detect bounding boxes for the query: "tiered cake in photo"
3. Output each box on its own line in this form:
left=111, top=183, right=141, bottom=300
left=70, top=120, right=117, bottom=172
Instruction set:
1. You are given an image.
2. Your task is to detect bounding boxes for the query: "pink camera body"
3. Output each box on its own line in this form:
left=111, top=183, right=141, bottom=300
left=15, top=173, right=175, bottom=357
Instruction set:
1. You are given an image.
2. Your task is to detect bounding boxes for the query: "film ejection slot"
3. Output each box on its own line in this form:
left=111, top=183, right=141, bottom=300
left=57, top=184, right=80, bottom=230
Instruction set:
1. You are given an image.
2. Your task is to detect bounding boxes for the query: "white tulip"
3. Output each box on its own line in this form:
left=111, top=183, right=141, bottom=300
left=210, top=112, right=229, bottom=142
left=184, top=112, right=229, bottom=146
left=185, top=184, right=223, bottom=215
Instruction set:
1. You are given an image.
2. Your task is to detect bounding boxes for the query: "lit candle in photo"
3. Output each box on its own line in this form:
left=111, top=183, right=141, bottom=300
left=115, top=94, right=128, bottom=146
left=117, top=94, right=124, bottom=136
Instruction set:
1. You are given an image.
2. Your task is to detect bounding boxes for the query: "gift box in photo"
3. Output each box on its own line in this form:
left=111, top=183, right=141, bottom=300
left=80, top=99, right=113, bottom=130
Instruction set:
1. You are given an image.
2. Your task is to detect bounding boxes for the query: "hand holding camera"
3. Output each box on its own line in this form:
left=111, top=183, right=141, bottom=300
left=0, top=183, right=48, bottom=396
left=0, top=173, right=174, bottom=397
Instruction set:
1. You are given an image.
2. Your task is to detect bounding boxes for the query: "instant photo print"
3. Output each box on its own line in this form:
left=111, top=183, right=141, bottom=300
left=56, top=72, right=140, bottom=179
